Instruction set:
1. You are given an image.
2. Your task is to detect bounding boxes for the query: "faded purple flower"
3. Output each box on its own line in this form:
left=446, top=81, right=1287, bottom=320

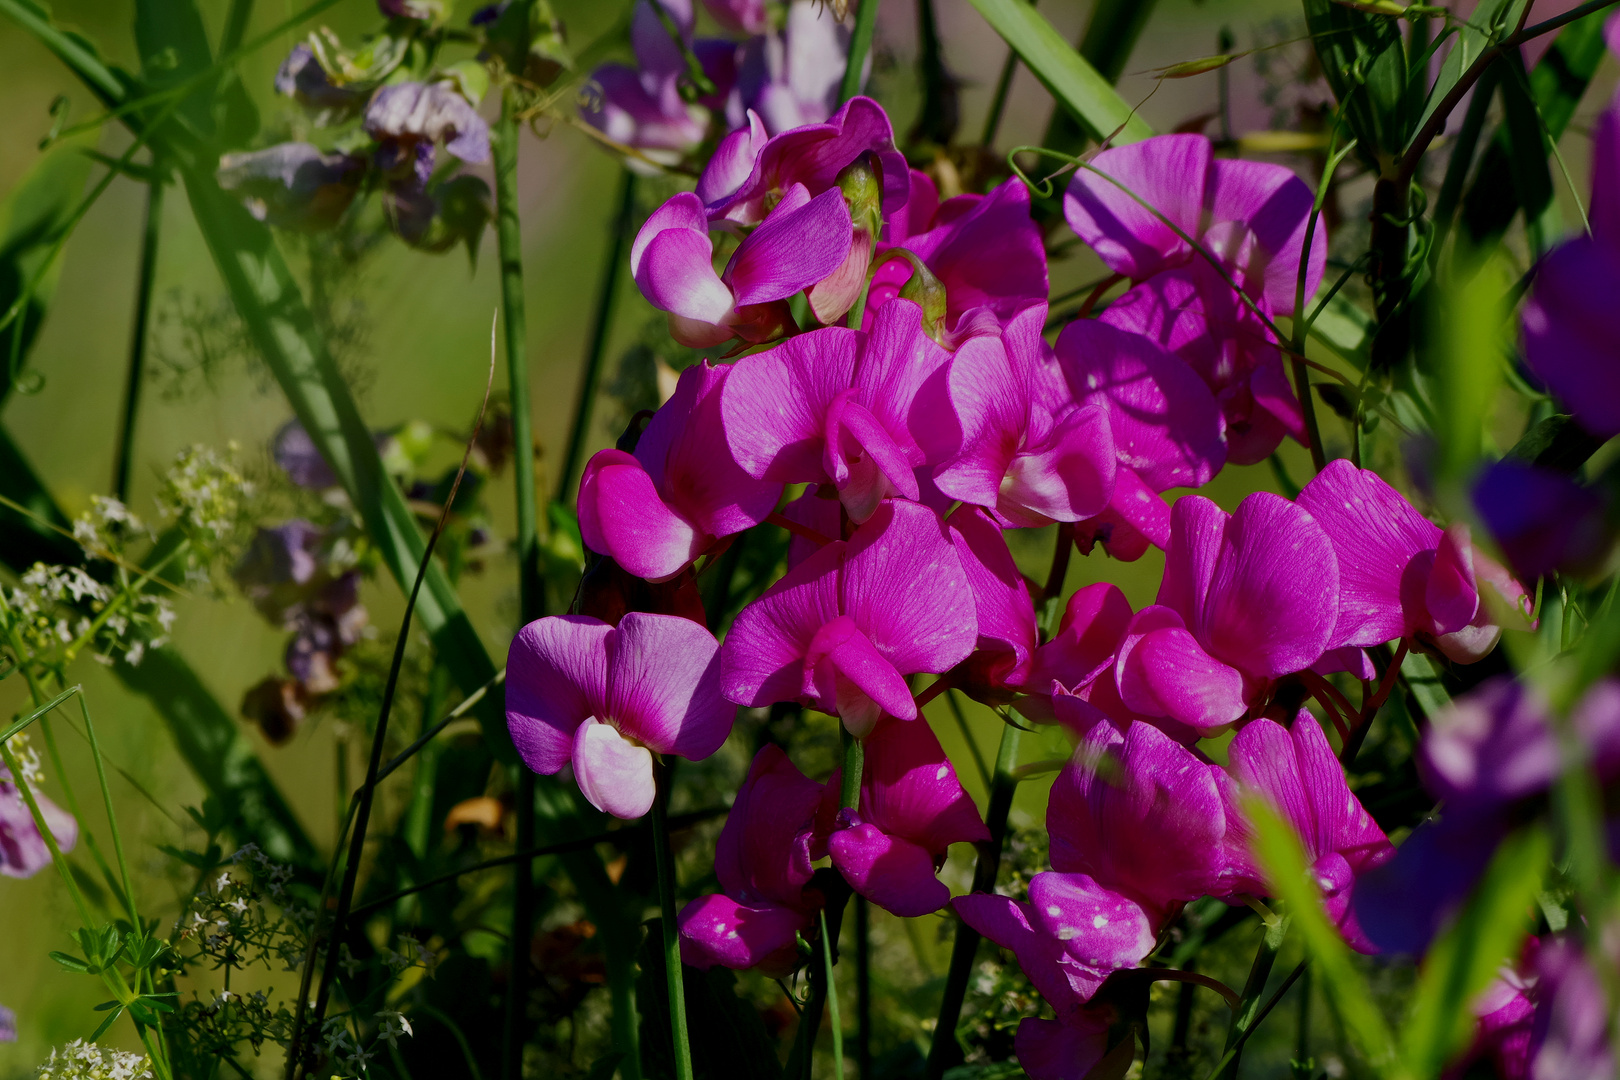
left=216, top=144, right=366, bottom=231
left=365, top=81, right=491, bottom=164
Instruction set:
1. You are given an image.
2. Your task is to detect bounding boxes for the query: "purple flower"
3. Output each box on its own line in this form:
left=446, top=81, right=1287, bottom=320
left=702, top=0, right=770, bottom=34
left=505, top=612, right=733, bottom=819
left=0, top=773, right=77, bottom=879
left=944, top=504, right=1039, bottom=705
left=721, top=299, right=957, bottom=522
left=379, top=0, right=444, bottom=19
left=581, top=1, right=726, bottom=161
left=234, top=520, right=323, bottom=592
left=216, top=144, right=366, bottom=232
left=0, top=1003, right=14, bottom=1042
left=1018, top=583, right=1136, bottom=724
left=822, top=715, right=989, bottom=916
left=1474, top=457, right=1613, bottom=582
left=273, top=420, right=339, bottom=490
left=730, top=1, right=850, bottom=135
left=275, top=44, right=364, bottom=113
left=1299, top=458, right=1533, bottom=663
left=630, top=186, right=854, bottom=347
left=577, top=361, right=780, bottom=581
left=1114, top=493, right=1340, bottom=736
left=1528, top=937, right=1614, bottom=1080
left=678, top=744, right=826, bottom=973
left=721, top=499, right=977, bottom=736
left=365, top=81, right=491, bottom=165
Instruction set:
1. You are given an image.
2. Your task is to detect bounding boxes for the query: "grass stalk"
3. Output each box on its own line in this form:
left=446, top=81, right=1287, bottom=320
left=838, top=0, right=881, bottom=103
left=113, top=171, right=163, bottom=502
left=820, top=908, right=845, bottom=1080
left=652, top=764, right=694, bottom=1080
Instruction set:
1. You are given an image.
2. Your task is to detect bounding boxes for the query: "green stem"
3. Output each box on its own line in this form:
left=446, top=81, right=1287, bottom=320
left=923, top=721, right=1022, bottom=1080
left=76, top=694, right=137, bottom=925
left=0, top=739, right=90, bottom=926
left=556, top=170, right=637, bottom=503
left=651, top=766, right=694, bottom=1080
left=1214, top=914, right=1291, bottom=1080
left=838, top=0, right=881, bottom=103
left=944, top=689, right=991, bottom=795
left=496, top=77, right=542, bottom=1080
left=113, top=170, right=163, bottom=502
left=855, top=896, right=871, bottom=1080
left=820, top=908, right=846, bottom=1080
left=839, top=724, right=864, bottom=810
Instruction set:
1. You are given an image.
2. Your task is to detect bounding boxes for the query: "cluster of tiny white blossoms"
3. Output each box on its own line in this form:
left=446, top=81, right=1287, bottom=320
left=35, top=1039, right=151, bottom=1080
left=71, top=496, right=150, bottom=560
left=155, top=444, right=255, bottom=551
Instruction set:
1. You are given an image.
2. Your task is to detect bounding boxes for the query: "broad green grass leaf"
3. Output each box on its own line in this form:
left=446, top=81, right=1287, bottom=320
left=1399, top=649, right=1452, bottom=718
left=966, top=0, right=1152, bottom=146
left=1399, top=827, right=1548, bottom=1079
left=1042, top=0, right=1160, bottom=154
left=1496, top=51, right=1557, bottom=253
left=0, top=0, right=129, bottom=108
left=1246, top=796, right=1404, bottom=1077
left=1410, top=0, right=1530, bottom=146
left=1435, top=257, right=1509, bottom=483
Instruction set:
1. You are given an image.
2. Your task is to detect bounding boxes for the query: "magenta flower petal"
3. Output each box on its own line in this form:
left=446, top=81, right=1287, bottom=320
left=1025, top=583, right=1133, bottom=694
left=1529, top=937, right=1615, bottom=1080
left=953, top=894, right=1087, bottom=1015
left=605, top=612, right=731, bottom=759
left=635, top=223, right=736, bottom=326
left=933, top=334, right=1031, bottom=514
left=722, top=540, right=843, bottom=708
left=828, top=824, right=949, bottom=917
left=1014, top=1017, right=1112, bottom=1080
left=724, top=326, right=860, bottom=481
left=576, top=451, right=703, bottom=580
left=632, top=191, right=710, bottom=277
left=1205, top=157, right=1325, bottom=311
left=1125, top=624, right=1249, bottom=732
left=726, top=186, right=854, bottom=306
left=1028, top=872, right=1158, bottom=989
left=948, top=505, right=1038, bottom=680
left=1100, top=467, right=1173, bottom=552
left=1522, top=232, right=1620, bottom=439
left=573, top=719, right=656, bottom=818
left=677, top=893, right=808, bottom=971
left=1296, top=458, right=1443, bottom=647
left=506, top=615, right=612, bottom=775
left=1055, top=319, right=1226, bottom=492
left=897, top=176, right=1049, bottom=327
left=1049, top=721, right=1229, bottom=910
left=857, top=714, right=989, bottom=850
left=854, top=299, right=958, bottom=465
left=697, top=110, right=769, bottom=206
left=806, top=615, right=916, bottom=730
left=997, top=405, right=1117, bottom=527
left=823, top=392, right=921, bottom=520
left=1064, top=134, right=1210, bottom=280
left=715, top=744, right=822, bottom=906
left=1426, top=524, right=1482, bottom=635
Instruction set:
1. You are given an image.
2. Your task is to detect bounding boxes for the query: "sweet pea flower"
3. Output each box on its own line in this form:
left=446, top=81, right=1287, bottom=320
left=933, top=306, right=1117, bottom=529
left=730, top=1, right=850, bottom=134
left=1452, top=942, right=1539, bottom=1080
left=1064, top=132, right=1326, bottom=315
left=1100, top=261, right=1305, bottom=464
left=1114, top=493, right=1340, bottom=736
left=275, top=44, right=365, bottom=114
left=1053, top=319, right=1227, bottom=556
left=942, top=505, right=1038, bottom=705
left=1528, top=938, right=1614, bottom=1080
left=1473, top=458, right=1613, bottom=581
left=867, top=173, right=1048, bottom=338
left=1220, top=714, right=1395, bottom=952
left=678, top=745, right=826, bottom=973
left=630, top=185, right=853, bottom=347
left=721, top=499, right=977, bottom=736
left=721, top=299, right=957, bottom=522
left=1018, top=583, right=1137, bottom=724
left=822, top=716, right=989, bottom=916
left=364, top=81, right=490, bottom=164
left=1298, top=459, right=1533, bottom=663
left=578, top=361, right=780, bottom=581
left=505, top=612, right=733, bottom=819
left=216, top=144, right=366, bottom=232
left=0, top=771, right=78, bottom=878
left=702, top=0, right=769, bottom=35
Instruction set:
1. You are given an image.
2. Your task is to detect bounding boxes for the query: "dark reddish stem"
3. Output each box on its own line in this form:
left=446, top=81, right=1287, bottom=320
left=767, top=511, right=835, bottom=547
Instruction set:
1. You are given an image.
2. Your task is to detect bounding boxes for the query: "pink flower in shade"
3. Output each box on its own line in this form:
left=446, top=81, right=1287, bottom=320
left=821, top=716, right=989, bottom=917
left=696, top=96, right=909, bottom=226
left=721, top=499, right=977, bottom=736
left=866, top=172, right=1049, bottom=339
left=1528, top=937, right=1614, bottom=1080
left=933, top=306, right=1117, bottom=529
left=1450, top=940, right=1539, bottom=1080
left=0, top=774, right=77, bottom=878
left=1114, top=493, right=1340, bottom=737
left=701, top=0, right=768, bottom=34
left=631, top=184, right=854, bottom=348
left=1218, top=714, right=1395, bottom=953
left=578, top=361, right=780, bottom=582
left=729, top=1, right=851, bottom=135
left=1018, top=583, right=1139, bottom=727
left=678, top=745, right=825, bottom=974
left=581, top=1, right=725, bottom=163
left=1297, top=459, right=1534, bottom=664
left=721, top=299, right=958, bottom=523
left=1100, top=262, right=1305, bottom=465
left=941, top=504, right=1038, bottom=706
left=505, top=612, right=733, bottom=819
left=1053, top=319, right=1228, bottom=557
left=1064, top=132, right=1326, bottom=315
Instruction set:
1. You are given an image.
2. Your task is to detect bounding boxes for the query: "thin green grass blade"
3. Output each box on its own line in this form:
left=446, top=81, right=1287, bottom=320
left=0, top=683, right=79, bottom=745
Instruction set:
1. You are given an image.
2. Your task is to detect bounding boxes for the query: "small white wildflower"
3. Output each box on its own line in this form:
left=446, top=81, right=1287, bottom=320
left=375, top=1010, right=414, bottom=1047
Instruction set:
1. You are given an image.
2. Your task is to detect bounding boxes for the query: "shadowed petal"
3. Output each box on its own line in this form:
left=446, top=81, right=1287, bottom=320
left=506, top=616, right=612, bottom=775
left=726, top=186, right=853, bottom=306
left=1028, top=871, right=1158, bottom=994
left=677, top=893, right=809, bottom=970
left=1014, top=1017, right=1112, bottom=1080
left=1206, top=157, right=1324, bottom=312
left=1064, top=134, right=1209, bottom=280
left=576, top=450, right=704, bottom=581
left=606, top=612, right=731, bottom=760
left=828, top=824, right=950, bottom=916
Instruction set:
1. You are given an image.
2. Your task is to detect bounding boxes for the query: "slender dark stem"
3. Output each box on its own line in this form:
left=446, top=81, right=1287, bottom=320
left=1429, top=60, right=1501, bottom=269
left=945, top=689, right=992, bottom=791
left=911, top=0, right=956, bottom=145
left=838, top=0, right=881, bottom=104
left=855, top=896, right=871, bottom=1080
left=923, top=722, right=1022, bottom=1080
left=1204, top=962, right=1307, bottom=1080
left=113, top=169, right=163, bottom=502
left=652, top=765, right=694, bottom=1080
left=556, top=170, right=637, bottom=503
left=1214, top=915, right=1290, bottom=1080
left=980, top=41, right=1021, bottom=148
left=495, top=78, right=542, bottom=1080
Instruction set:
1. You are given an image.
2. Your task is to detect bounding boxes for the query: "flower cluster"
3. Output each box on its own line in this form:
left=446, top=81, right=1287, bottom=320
left=35, top=1041, right=152, bottom=1080
left=494, top=86, right=1571, bottom=1078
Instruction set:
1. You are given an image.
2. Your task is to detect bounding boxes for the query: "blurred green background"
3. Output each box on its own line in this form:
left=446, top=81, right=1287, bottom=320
left=0, top=0, right=1608, bottom=1073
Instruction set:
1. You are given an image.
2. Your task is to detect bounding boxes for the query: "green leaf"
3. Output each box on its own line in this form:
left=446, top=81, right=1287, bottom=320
left=1246, top=796, right=1403, bottom=1077
left=966, top=0, right=1152, bottom=146
left=88, top=1005, right=124, bottom=1042
left=0, top=131, right=95, bottom=397
left=1506, top=415, right=1605, bottom=473
left=1410, top=0, right=1529, bottom=146
left=1496, top=50, right=1557, bottom=252
left=0, top=0, right=129, bottom=109
left=1433, top=256, right=1509, bottom=483
left=1400, top=827, right=1548, bottom=1079
left=48, top=951, right=90, bottom=973
left=1303, top=0, right=1412, bottom=172
left=1399, top=649, right=1451, bottom=719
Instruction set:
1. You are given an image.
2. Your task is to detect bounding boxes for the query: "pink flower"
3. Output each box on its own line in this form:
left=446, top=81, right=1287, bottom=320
left=1297, top=459, right=1533, bottom=664
left=721, top=499, right=977, bottom=735
left=822, top=716, right=989, bottom=916
left=728, top=1, right=851, bottom=134
left=1114, top=492, right=1340, bottom=736
left=578, top=361, right=780, bottom=582
left=700, top=0, right=768, bottom=34
left=1019, top=583, right=1137, bottom=725
left=722, top=299, right=957, bottom=523
left=933, top=306, right=1117, bottom=529
left=0, top=773, right=77, bottom=878
left=677, top=745, right=825, bottom=973
left=1219, top=714, right=1395, bottom=953
left=505, top=612, right=733, bottom=819
left=868, top=173, right=1049, bottom=338
left=1064, top=132, right=1326, bottom=314
left=1053, top=318, right=1227, bottom=554
left=943, top=504, right=1038, bottom=705
left=630, top=185, right=854, bottom=347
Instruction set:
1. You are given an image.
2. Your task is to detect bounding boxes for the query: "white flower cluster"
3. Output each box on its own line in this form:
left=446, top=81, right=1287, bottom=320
left=35, top=1040, right=151, bottom=1080
left=155, top=443, right=254, bottom=545
left=6, top=561, right=176, bottom=667
left=71, top=497, right=149, bottom=561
